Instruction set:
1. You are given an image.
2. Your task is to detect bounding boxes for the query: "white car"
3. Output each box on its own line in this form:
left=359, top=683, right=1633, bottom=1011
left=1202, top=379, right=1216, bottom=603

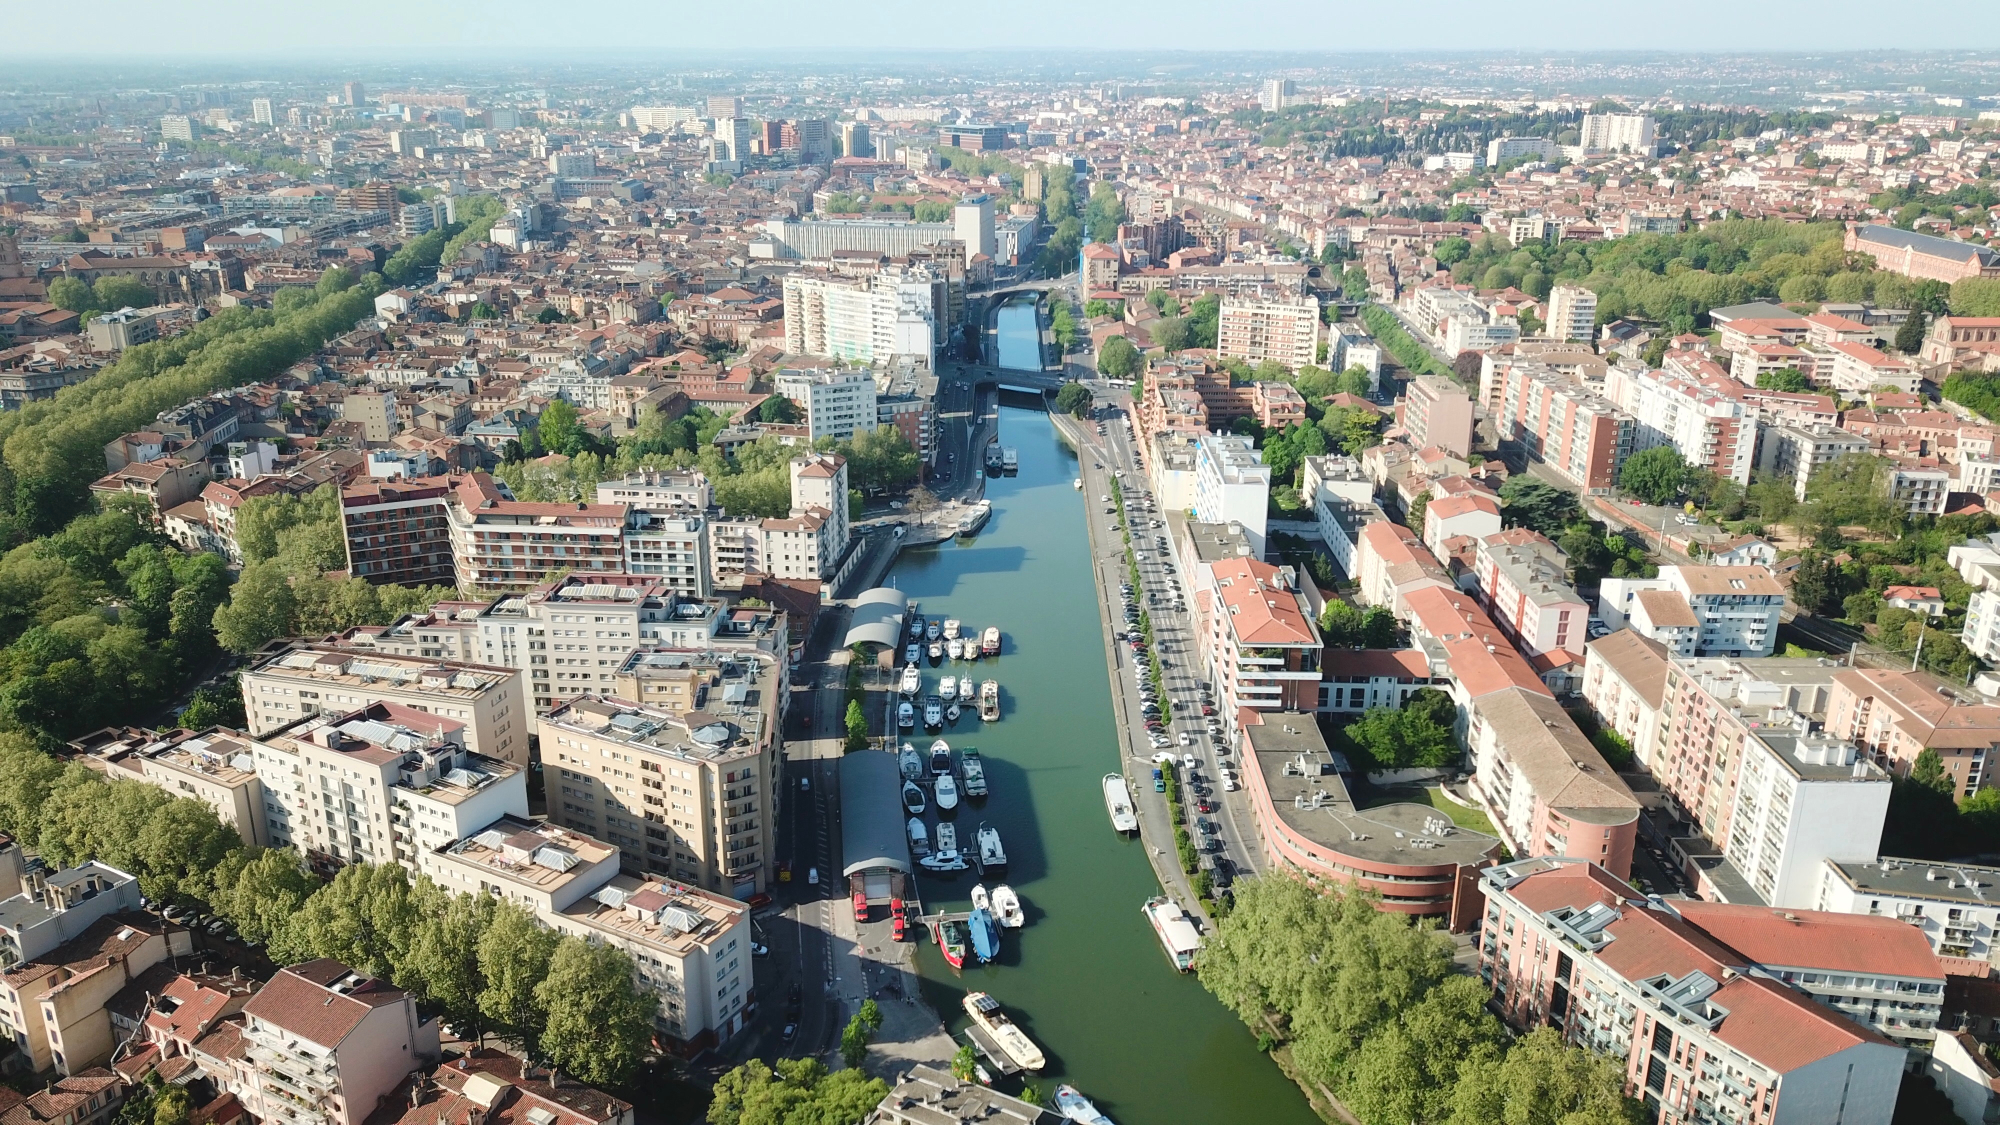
left=807, top=867, right=819, bottom=885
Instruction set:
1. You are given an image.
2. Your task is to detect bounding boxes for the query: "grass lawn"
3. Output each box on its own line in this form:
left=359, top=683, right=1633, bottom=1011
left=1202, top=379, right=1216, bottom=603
left=1362, top=784, right=1500, bottom=838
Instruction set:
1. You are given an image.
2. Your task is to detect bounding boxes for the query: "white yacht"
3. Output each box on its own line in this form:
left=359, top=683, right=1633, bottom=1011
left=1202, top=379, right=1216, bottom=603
left=899, top=664, right=921, bottom=695
left=926, top=619, right=943, bottom=642
left=907, top=817, right=930, bottom=857
left=992, top=884, right=1025, bottom=929
left=976, top=824, right=1007, bottom=877
left=923, top=695, right=943, bottom=729
left=936, top=773, right=960, bottom=811
left=943, top=619, right=962, bottom=640
left=947, top=637, right=965, bottom=660
left=897, top=701, right=914, bottom=729
left=939, top=676, right=958, bottom=702
left=1103, top=774, right=1139, bottom=834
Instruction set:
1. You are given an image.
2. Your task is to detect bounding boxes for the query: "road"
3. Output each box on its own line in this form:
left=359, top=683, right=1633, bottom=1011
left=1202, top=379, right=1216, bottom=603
left=1062, top=387, right=1265, bottom=895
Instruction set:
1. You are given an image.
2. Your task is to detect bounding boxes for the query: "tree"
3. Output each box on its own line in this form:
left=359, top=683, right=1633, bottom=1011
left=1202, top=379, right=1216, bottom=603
left=1755, top=367, right=1811, bottom=392
left=401, top=882, right=498, bottom=1042
left=1451, top=349, right=1483, bottom=386
left=477, top=902, right=560, bottom=1055
left=844, top=699, right=869, bottom=752
left=47, top=276, right=98, bottom=314
left=1185, top=294, right=1221, bottom=349
left=1789, top=551, right=1847, bottom=616
left=1055, top=382, right=1093, bottom=417
left=1319, top=599, right=1364, bottom=646
left=275, top=862, right=417, bottom=978
left=707, top=1059, right=888, bottom=1125
left=1343, top=976, right=1505, bottom=1125
left=1895, top=309, right=1929, bottom=355
left=1619, top=446, right=1689, bottom=505
left=757, top=395, right=800, bottom=424
left=1097, top=335, right=1141, bottom=379
left=1084, top=182, right=1126, bottom=240
left=1559, top=521, right=1615, bottom=587
left=1339, top=694, right=1459, bottom=771
left=536, top=305, right=565, bottom=324
left=1360, top=605, right=1397, bottom=648
left=1405, top=490, right=1431, bottom=535
left=214, top=846, right=317, bottom=946
left=840, top=1011, right=872, bottom=1068
left=1498, top=478, right=1582, bottom=537
left=1912, top=747, right=1955, bottom=796
left=94, top=276, right=157, bottom=311
left=1447, top=1027, right=1644, bottom=1125
left=538, top=398, right=582, bottom=456
left=950, top=1044, right=980, bottom=1082
left=211, top=560, right=298, bottom=654
left=1151, top=317, right=1192, bottom=353
left=536, top=937, right=655, bottom=1086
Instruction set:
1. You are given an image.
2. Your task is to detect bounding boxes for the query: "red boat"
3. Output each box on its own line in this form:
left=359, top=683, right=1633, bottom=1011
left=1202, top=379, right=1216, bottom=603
left=936, top=916, right=969, bottom=970
left=891, top=899, right=906, bottom=941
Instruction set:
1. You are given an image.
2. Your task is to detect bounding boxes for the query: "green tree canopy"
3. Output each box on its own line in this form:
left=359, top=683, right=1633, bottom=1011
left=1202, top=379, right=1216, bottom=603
left=1097, top=335, right=1142, bottom=379
left=1498, top=477, right=1582, bottom=538
left=1618, top=446, right=1690, bottom=505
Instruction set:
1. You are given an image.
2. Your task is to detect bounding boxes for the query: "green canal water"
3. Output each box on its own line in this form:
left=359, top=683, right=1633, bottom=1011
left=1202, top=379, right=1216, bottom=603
left=890, top=403, right=1319, bottom=1125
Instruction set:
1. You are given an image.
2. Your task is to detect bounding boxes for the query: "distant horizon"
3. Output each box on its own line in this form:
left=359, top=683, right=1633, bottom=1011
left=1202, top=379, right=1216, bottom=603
left=6, top=0, right=1999, bottom=58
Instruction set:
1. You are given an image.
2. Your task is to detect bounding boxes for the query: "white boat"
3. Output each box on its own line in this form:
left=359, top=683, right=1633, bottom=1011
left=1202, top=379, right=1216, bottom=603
left=900, top=664, right=921, bottom=695
left=964, top=643, right=980, bottom=664
left=976, top=824, right=1007, bottom=877
left=939, top=676, right=958, bottom=702
left=1000, top=447, right=1018, bottom=474
left=921, top=823, right=967, bottom=872
left=905, top=643, right=921, bottom=664
left=957, top=499, right=991, bottom=536
left=898, top=701, right=915, bottom=729
left=981, top=627, right=1001, bottom=656
left=992, top=884, right=1025, bottom=929
left=929, top=739, right=953, bottom=775
left=945, top=703, right=963, bottom=724
left=971, top=883, right=991, bottom=915
left=908, top=817, right=930, bottom=857
left=1073, top=478, right=1083, bottom=490
left=899, top=743, right=924, bottom=780
left=979, top=680, right=1000, bottom=722
left=935, top=821, right=956, bottom=855
left=926, top=619, right=943, bottom=642
left=1143, top=896, right=1202, bottom=972
left=908, top=614, right=924, bottom=640
left=928, top=641, right=944, bottom=661
left=943, top=619, right=962, bottom=640
left=1054, top=1085, right=1114, bottom=1125
left=963, top=992, right=1043, bottom=1072
left=1103, top=774, right=1139, bottom=834
left=924, top=695, right=943, bottom=728
left=936, top=774, right=960, bottom=811
left=902, top=780, right=926, bottom=815
left=961, top=749, right=987, bottom=797
left=947, top=637, right=965, bottom=660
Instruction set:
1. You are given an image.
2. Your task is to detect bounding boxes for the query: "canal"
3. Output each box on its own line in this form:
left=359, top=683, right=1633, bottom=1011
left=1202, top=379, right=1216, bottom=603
left=993, top=297, right=1042, bottom=371
left=888, top=403, right=1319, bottom=1125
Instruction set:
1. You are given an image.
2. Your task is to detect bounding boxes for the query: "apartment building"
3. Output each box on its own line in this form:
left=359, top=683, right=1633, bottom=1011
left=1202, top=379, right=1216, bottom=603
left=1464, top=685, right=1640, bottom=878
left=1580, top=630, right=1671, bottom=770
left=249, top=702, right=525, bottom=871
left=72, top=727, right=269, bottom=847
left=0, top=863, right=144, bottom=972
left=425, top=814, right=621, bottom=916
left=1826, top=340, right=1920, bottom=396
left=1353, top=520, right=1453, bottom=616
left=443, top=474, right=626, bottom=594
left=1198, top=558, right=1323, bottom=729
left=229, top=959, right=440, bottom=1125
left=475, top=574, right=702, bottom=713
left=1720, top=725, right=1890, bottom=909
left=240, top=643, right=529, bottom=766
left=541, top=684, right=779, bottom=898
left=1472, top=528, right=1588, bottom=662
left=1545, top=285, right=1598, bottom=343
left=596, top=468, right=712, bottom=513
left=376, top=1050, right=635, bottom=1125
left=0, top=910, right=191, bottom=1076
left=1652, top=655, right=1842, bottom=851
left=780, top=269, right=936, bottom=367
left=1819, top=858, right=2000, bottom=967
left=1487, top=360, right=1633, bottom=492
left=1826, top=668, right=2000, bottom=799
left=1580, top=112, right=1657, bottom=153
left=1757, top=425, right=1872, bottom=501
left=1215, top=289, right=1318, bottom=371
left=338, top=477, right=457, bottom=587
left=1599, top=566, right=1784, bottom=658
left=550, top=876, right=753, bottom=1050
left=1886, top=463, right=1950, bottom=517
left=772, top=368, right=878, bottom=442
left=1604, top=365, right=1758, bottom=486
left=1192, top=433, right=1271, bottom=557
left=1479, top=858, right=1907, bottom=1125
left=1421, top=493, right=1503, bottom=560
left=1399, top=374, right=1475, bottom=457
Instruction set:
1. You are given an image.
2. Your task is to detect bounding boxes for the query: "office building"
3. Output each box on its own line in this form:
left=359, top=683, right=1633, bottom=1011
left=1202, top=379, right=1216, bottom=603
left=240, top=643, right=529, bottom=766
left=1579, top=112, right=1657, bottom=154
left=231, top=959, right=440, bottom=1125
left=85, top=307, right=159, bottom=351
left=1485, top=136, right=1560, bottom=166
left=549, top=150, right=597, bottom=178
left=773, top=368, right=880, bottom=442
left=1215, top=290, right=1318, bottom=371
left=953, top=195, right=995, bottom=261
left=1480, top=857, right=1911, bottom=1125
left=1545, top=285, right=1598, bottom=343
left=541, top=677, right=781, bottom=897
left=1845, top=224, right=2000, bottom=285
left=342, top=81, right=365, bottom=106
left=1192, top=433, right=1271, bottom=557
left=629, top=105, right=698, bottom=132
left=714, top=117, right=753, bottom=164
left=781, top=268, right=937, bottom=367
left=839, top=120, right=872, bottom=159
left=1399, top=374, right=1476, bottom=457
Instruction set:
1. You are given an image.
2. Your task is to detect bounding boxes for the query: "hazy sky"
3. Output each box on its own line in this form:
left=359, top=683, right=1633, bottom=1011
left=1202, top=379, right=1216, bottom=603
left=8, top=0, right=1999, bottom=55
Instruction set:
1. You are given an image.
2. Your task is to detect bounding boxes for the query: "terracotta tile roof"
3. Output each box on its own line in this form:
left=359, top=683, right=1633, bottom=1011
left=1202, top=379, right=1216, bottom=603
left=242, top=959, right=406, bottom=1048
left=1669, top=899, right=1944, bottom=979
left=1833, top=668, right=2000, bottom=749
left=1710, top=974, right=1884, bottom=1073
left=1322, top=649, right=1433, bottom=680
left=1212, top=558, right=1317, bottom=647
left=1584, top=630, right=1671, bottom=707
left=1634, top=588, right=1698, bottom=627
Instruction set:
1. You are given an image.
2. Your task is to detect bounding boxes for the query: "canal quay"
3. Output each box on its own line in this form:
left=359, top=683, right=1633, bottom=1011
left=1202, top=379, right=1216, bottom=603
left=882, top=399, right=1321, bottom=1125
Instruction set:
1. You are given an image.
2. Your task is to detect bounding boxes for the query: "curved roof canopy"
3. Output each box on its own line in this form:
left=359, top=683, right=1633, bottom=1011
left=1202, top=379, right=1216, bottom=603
left=840, top=750, right=912, bottom=877
left=844, top=587, right=909, bottom=650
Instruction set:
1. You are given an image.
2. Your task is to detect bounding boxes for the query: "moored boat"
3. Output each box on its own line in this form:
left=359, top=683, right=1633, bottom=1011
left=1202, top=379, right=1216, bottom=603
left=1054, top=1085, right=1115, bottom=1125
left=979, top=679, right=1000, bottom=722
left=939, top=675, right=958, bottom=702
left=945, top=702, right=962, bottom=725
left=928, top=641, right=944, bottom=662
left=947, top=637, right=965, bottom=660
left=964, top=643, right=980, bottom=664
left=908, top=614, right=924, bottom=640
left=969, top=906, right=1001, bottom=964
left=921, top=823, right=966, bottom=872
left=936, top=774, right=960, bottom=811
left=962, top=992, right=1043, bottom=1071
left=960, top=748, right=988, bottom=798
left=1143, top=896, right=1202, bottom=972
left=981, top=626, right=1001, bottom=656
left=926, top=619, right=943, bottom=642
left=907, top=817, right=930, bottom=857
left=943, top=619, right=962, bottom=640
left=937, top=917, right=969, bottom=970
left=899, top=743, right=923, bottom=780
left=992, top=884, right=1025, bottom=929
left=958, top=499, right=992, bottom=537
left=902, top=780, right=926, bottom=816
left=1001, top=447, right=1018, bottom=474
left=923, top=695, right=943, bottom=728
left=976, top=823, right=1007, bottom=877
left=897, top=701, right=915, bottom=729
left=905, top=642, right=921, bottom=664
left=1103, top=774, right=1139, bottom=833
left=929, top=739, right=953, bottom=775
left=1073, top=477, right=1083, bottom=490
left=900, top=664, right=921, bottom=695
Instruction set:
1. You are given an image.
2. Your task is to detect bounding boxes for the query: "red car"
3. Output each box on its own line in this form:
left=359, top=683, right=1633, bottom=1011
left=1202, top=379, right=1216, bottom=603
left=746, top=893, right=774, bottom=910
left=1201, top=705, right=1216, bottom=716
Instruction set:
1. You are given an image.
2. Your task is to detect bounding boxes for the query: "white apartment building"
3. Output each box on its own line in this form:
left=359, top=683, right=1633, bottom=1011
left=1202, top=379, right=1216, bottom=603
left=240, top=645, right=529, bottom=766
left=1757, top=425, right=1872, bottom=500
left=1485, top=136, right=1559, bottom=166
left=1827, top=341, right=1920, bottom=396
left=1820, top=857, right=2000, bottom=966
left=1216, top=290, right=1319, bottom=371
left=78, top=728, right=270, bottom=848
left=781, top=269, right=937, bottom=367
left=1887, top=464, right=1950, bottom=517
left=953, top=195, right=995, bottom=261
left=232, top=959, right=440, bottom=1125
left=774, top=368, right=879, bottom=442
left=1472, top=529, right=1588, bottom=661
left=622, top=512, right=712, bottom=596
left=551, top=876, right=753, bottom=1049
left=1193, top=433, right=1271, bottom=557
left=248, top=702, right=525, bottom=871
left=597, top=469, right=713, bottom=512
left=475, top=573, right=700, bottom=713
left=1598, top=566, right=1784, bottom=659
left=1545, top=285, right=1598, bottom=343
left=1579, top=112, right=1657, bottom=153
left=1722, top=725, right=1890, bottom=910
left=1603, top=365, right=1758, bottom=486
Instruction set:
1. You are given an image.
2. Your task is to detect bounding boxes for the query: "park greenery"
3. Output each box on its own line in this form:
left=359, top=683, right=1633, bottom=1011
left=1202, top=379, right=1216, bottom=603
left=1358, top=306, right=1451, bottom=379
left=47, top=274, right=162, bottom=318
left=1035, top=165, right=1082, bottom=277
left=1332, top=688, right=1459, bottom=771
left=705, top=1058, right=887, bottom=1125
left=1199, top=875, right=1642, bottom=1125
left=1097, top=335, right=1141, bottom=379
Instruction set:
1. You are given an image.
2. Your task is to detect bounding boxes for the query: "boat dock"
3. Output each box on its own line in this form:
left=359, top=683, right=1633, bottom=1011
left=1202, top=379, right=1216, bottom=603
left=962, top=1025, right=1025, bottom=1076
